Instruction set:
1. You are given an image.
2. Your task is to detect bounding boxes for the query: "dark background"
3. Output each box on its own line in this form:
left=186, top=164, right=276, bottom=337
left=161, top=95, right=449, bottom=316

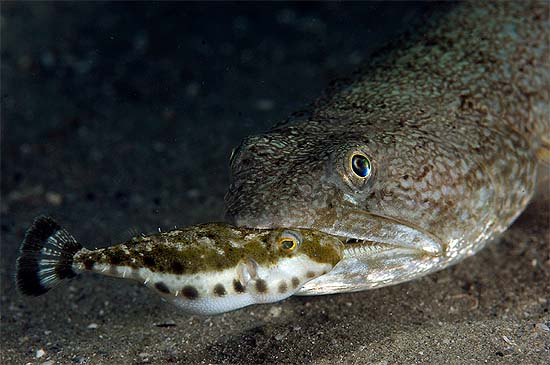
left=2, top=2, right=548, bottom=364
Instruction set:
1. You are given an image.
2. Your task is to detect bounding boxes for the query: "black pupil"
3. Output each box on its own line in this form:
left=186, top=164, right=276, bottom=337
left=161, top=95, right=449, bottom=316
left=352, top=155, right=370, bottom=177
left=282, top=240, right=294, bottom=249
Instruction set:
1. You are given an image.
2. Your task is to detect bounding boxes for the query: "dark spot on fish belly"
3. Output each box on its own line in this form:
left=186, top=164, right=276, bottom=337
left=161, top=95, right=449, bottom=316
left=255, top=279, right=268, bottom=293
left=278, top=281, right=288, bottom=294
left=155, top=282, right=170, bottom=294
left=233, top=279, right=246, bottom=293
left=182, top=285, right=199, bottom=300
left=291, top=277, right=300, bottom=289
left=306, top=271, right=316, bottom=278
left=109, top=265, right=119, bottom=275
left=213, top=283, right=226, bottom=297
left=171, top=261, right=184, bottom=275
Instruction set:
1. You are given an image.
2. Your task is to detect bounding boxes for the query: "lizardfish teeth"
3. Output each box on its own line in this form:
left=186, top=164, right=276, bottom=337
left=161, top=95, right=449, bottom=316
left=325, top=209, right=444, bottom=256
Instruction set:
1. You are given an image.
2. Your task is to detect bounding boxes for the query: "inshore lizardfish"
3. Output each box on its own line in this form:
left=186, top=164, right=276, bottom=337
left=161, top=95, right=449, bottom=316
left=16, top=217, right=343, bottom=314
left=225, top=1, right=549, bottom=295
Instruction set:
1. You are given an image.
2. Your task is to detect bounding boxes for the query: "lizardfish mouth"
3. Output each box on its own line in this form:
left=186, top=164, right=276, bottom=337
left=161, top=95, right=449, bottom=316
left=313, top=208, right=445, bottom=257
left=293, top=209, right=447, bottom=296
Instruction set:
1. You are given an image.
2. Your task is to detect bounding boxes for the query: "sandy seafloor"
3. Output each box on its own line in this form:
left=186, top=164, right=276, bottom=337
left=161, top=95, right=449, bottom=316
left=1, top=2, right=549, bottom=364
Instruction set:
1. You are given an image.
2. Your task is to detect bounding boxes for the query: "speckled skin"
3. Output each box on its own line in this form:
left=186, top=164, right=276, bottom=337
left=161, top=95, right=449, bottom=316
left=73, top=223, right=343, bottom=275
left=225, top=2, right=549, bottom=294
left=70, top=223, right=343, bottom=314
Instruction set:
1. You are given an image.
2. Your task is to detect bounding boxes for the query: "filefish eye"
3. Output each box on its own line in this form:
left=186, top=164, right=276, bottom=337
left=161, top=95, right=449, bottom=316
left=277, top=230, right=301, bottom=252
left=351, top=153, right=371, bottom=178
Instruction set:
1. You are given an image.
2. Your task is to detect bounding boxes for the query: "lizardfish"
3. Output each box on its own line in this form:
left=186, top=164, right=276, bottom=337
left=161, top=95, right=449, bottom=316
left=224, top=1, right=549, bottom=295
left=16, top=217, right=343, bottom=314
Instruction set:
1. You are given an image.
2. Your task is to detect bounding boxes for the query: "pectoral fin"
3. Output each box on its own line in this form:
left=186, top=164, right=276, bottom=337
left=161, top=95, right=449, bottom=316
left=236, top=258, right=259, bottom=287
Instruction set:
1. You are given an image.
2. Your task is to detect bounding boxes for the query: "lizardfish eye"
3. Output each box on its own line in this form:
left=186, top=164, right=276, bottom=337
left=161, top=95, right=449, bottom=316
left=277, top=230, right=302, bottom=252
left=350, top=153, right=371, bottom=178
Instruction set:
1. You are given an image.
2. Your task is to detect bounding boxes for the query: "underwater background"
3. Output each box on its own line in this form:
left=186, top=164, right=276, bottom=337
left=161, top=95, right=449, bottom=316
left=2, top=2, right=548, bottom=364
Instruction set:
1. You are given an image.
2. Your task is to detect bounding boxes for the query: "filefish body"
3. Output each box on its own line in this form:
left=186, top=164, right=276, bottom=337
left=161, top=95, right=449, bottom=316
left=224, top=2, right=549, bottom=294
left=16, top=217, right=343, bottom=314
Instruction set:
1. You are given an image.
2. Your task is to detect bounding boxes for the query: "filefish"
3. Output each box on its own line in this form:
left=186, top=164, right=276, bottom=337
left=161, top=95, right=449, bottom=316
left=16, top=216, right=343, bottom=314
left=224, top=1, right=549, bottom=295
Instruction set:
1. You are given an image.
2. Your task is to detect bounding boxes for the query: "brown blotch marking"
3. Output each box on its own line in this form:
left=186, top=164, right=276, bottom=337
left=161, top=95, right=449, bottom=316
left=155, top=282, right=170, bottom=294
left=171, top=261, right=185, bottom=275
left=255, top=279, right=268, bottom=293
left=291, top=277, right=300, bottom=289
left=233, top=279, right=245, bottom=293
left=109, top=265, right=119, bottom=275
left=306, top=271, right=316, bottom=278
left=213, top=283, right=227, bottom=297
left=278, top=281, right=288, bottom=294
left=143, top=256, right=155, bottom=267
left=109, top=255, right=122, bottom=265
left=182, top=285, right=199, bottom=300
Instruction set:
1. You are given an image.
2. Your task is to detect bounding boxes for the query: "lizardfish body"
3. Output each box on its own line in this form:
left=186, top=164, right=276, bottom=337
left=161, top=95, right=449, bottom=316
left=224, top=2, right=549, bottom=294
left=16, top=217, right=343, bottom=314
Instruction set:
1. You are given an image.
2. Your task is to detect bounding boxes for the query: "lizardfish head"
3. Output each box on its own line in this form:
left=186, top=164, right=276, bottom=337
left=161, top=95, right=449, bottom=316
left=224, top=122, right=462, bottom=293
left=125, top=224, right=344, bottom=315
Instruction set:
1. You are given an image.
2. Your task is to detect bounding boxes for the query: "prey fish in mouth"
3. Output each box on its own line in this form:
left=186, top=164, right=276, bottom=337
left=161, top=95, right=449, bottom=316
left=16, top=216, right=343, bottom=315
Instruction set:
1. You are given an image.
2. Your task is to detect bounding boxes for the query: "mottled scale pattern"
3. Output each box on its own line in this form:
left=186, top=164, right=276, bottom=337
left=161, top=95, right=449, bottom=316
left=225, top=2, right=549, bottom=292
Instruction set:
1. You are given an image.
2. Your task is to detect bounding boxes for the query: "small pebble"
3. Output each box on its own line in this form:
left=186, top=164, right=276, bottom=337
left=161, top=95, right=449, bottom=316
left=186, top=189, right=201, bottom=199
left=36, top=349, right=46, bottom=358
left=502, top=335, right=515, bottom=346
left=185, top=83, right=200, bottom=97
left=40, top=361, right=54, bottom=365
left=138, top=352, right=151, bottom=362
left=535, top=323, right=549, bottom=332
left=274, top=333, right=285, bottom=341
left=268, top=306, right=282, bottom=318
left=45, top=191, right=63, bottom=206
left=154, top=320, right=176, bottom=327
left=87, top=323, right=98, bottom=329
left=255, top=99, right=275, bottom=111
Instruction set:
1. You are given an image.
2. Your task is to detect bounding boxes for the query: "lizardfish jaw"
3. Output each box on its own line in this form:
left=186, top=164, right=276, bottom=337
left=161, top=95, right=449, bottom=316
left=295, top=209, right=446, bottom=295
left=321, top=209, right=444, bottom=256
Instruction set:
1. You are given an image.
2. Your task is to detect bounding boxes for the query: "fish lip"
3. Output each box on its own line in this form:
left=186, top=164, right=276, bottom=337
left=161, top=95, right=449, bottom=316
left=318, top=210, right=445, bottom=256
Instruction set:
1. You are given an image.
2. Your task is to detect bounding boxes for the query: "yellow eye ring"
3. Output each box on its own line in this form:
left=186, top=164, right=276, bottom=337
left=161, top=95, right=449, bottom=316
left=277, top=230, right=302, bottom=252
left=278, top=237, right=298, bottom=251
left=277, top=230, right=302, bottom=253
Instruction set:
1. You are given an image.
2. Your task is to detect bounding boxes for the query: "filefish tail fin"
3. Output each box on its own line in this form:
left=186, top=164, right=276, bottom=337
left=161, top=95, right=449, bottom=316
left=16, top=216, right=83, bottom=296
